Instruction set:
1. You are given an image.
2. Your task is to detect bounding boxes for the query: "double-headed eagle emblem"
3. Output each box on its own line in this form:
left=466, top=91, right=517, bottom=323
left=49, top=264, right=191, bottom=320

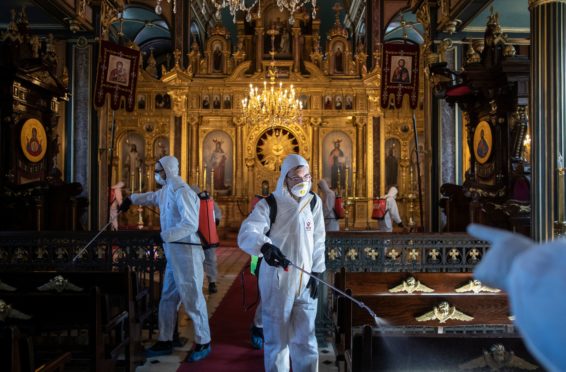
left=0, top=299, right=32, bottom=321
left=455, top=279, right=501, bottom=294
left=459, top=343, right=538, bottom=371
left=37, top=275, right=83, bottom=293
left=415, top=301, right=474, bottom=323
left=388, top=276, right=434, bottom=294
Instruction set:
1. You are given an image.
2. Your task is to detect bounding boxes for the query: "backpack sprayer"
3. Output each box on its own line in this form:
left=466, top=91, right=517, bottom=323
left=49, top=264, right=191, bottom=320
left=72, top=211, right=123, bottom=262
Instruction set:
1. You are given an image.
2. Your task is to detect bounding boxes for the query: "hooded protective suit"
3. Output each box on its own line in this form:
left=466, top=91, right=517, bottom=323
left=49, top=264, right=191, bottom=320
left=317, top=179, right=339, bottom=232
left=238, top=154, right=326, bottom=372
left=130, top=156, right=211, bottom=344
left=468, top=224, right=566, bottom=372
left=378, top=186, right=402, bottom=232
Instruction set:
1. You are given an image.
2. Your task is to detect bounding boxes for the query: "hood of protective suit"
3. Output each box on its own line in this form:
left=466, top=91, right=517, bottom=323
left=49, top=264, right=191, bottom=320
left=157, top=156, right=179, bottom=183
left=383, top=186, right=398, bottom=199
left=275, top=154, right=310, bottom=195
left=318, top=178, right=332, bottom=194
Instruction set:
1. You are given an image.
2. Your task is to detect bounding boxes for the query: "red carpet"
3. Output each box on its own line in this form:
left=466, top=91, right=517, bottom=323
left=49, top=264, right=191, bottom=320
left=177, top=265, right=264, bottom=371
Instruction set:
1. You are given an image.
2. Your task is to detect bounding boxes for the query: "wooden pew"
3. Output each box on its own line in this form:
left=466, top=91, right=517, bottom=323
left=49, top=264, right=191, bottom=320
left=333, top=270, right=541, bottom=371
left=0, top=270, right=148, bottom=371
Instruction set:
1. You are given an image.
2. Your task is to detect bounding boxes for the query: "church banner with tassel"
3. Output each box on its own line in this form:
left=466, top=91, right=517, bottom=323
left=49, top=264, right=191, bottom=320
left=381, top=41, right=420, bottom=109
left=94, top=40, right=140, bottom=112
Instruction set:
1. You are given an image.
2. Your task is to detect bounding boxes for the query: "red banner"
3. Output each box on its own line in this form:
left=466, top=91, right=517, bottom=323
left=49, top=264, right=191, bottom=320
left=381, top=41, right=420, bottom=109
left=94, top=41, right=140, bottom=112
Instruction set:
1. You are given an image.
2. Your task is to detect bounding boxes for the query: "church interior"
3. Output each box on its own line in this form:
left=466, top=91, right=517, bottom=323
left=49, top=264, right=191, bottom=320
left=0, top=0, right=563, bottom=370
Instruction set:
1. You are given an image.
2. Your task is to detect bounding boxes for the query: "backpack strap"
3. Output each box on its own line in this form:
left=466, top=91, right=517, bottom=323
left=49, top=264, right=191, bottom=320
left=265, top=193, right=277, bottom=237
left=309, top=191, right=317, bottom=212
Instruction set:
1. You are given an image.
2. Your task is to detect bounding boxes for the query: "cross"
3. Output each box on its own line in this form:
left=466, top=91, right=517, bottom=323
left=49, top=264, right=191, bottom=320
left=388, top=248, right=400, bottom=260
left=332, top=3, right=343, bottom=22
left=428, top=249, right=440, bottom=260
left=328, top=248, right=339, bottom=261
left=448, top=249, right=460, bottom=260
left=346, top=248, right=358, bottom=260
left=366, top=248, right=379, bottom=261
left=409, top=249, right=419, bottom=261
left=468, top=248, right=480, bottom=260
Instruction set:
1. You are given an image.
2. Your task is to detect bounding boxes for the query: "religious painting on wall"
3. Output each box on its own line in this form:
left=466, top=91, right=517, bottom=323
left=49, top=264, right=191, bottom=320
left=333, top=41, right=345, bottom=74
left=211, top=40, right=223, bottom=73
left=345, top=95, right=354, bottom=110
left=212, top=95, right=221, bottom=109
left=335, top=95, right=343, bottom=110
left=385, top=138, right=401, bottom=190
left=121, top=133, right=145, bottom=192
left=155, top=93, right=171, bottom=109
left=202, top=94, right=210, bottom=109
left=203, top=131, right=233, bottom=195
left=263, top=7, right=290, bottom=55
left=323, top=131, right=352, bottom=191
left=153, top=136, right=169, bottom=159
left=137, top=94, right=146, bottom=110
left=223, top=95, right=232, bottom=109
left=324, top=95, right=333, bottom=110
left=300, top=95, right=309, bottom=109
left=20, top=118, right=47, bottom=163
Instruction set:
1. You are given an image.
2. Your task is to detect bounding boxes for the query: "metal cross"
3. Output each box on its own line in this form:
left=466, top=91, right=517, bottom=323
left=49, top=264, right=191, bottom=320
left=388, top=248, right=400, bottom=260
left=428, top=249, right=440, bottom=260
left=346, top=248, right=358, bottom=260
left=328, top=248, right=339, bottom=261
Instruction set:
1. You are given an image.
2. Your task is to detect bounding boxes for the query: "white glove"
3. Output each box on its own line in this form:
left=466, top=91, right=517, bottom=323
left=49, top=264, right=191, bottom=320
left=467, top=224, right=533, bottom=291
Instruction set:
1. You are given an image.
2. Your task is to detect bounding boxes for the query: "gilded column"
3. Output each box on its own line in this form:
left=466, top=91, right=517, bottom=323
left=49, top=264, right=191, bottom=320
left=354, top=117, right=367, bottom=196
left=530, top=0, right=566, bottom=240
left=188, top=116, right=199, bottom=185
left=310, top=117, right=322, bottom=184
left=292, top=27, right=301, bottom=72
left=234, top=117, right=246, bottom=196
left=245, top=157, right=256, bottom=199
left=255, top=27, right=264, bottom=72
left=171, top=93, right=188, bottom=179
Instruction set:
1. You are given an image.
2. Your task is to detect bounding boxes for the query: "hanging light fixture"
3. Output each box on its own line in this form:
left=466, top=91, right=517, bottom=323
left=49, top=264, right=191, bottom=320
left=206, top=0, right=260, bottom=22
left=241, top=27, right=302, bottom=127
left=276, top=0, right=317, bottom=24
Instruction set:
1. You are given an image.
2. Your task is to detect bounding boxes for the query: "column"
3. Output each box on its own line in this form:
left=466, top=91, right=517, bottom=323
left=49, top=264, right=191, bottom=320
left=255, top=27, right=264, bottom=72
left=234, top=117, right=245, bottom=196
left=354, top=117, right=366, bottom=196
left=72, top=39, right=93, bottom=226
left=310, top=117, right=322, bottom=184
left=292, top=27, right=301, bottom=72
left=530, top=0, right=566, bottom=240
left=188, top=116, right=199, bottom=185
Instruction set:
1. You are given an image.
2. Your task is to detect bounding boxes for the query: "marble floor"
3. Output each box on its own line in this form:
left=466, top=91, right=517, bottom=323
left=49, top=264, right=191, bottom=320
left=136, top=243, right=340, bottom=372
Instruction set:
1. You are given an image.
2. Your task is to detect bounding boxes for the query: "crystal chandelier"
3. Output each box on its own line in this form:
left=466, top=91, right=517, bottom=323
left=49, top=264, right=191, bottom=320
left=206, top=0, right=259, bottom=22
left=276, top=0, right=317, bottom=24
left=242, top=28, right=302, bottom=127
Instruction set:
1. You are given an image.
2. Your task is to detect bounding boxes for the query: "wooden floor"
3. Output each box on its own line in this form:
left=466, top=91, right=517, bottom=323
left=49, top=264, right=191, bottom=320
left=136, top=238, right=338, bottom=371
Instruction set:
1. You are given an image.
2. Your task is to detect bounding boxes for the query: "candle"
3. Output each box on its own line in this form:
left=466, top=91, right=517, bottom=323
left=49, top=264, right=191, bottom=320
left=130, top=172, right=134, bottom=192
left=203, top=163, right=207, bottom=190
left=138, top=167, right=142, bottom=192
left=345, top=166, right=350, bottom=198
left=210, top=168, right=215, bottom=196
left=196, top=168, right=200, bottom=189
left=337, top=168, right=341, bottom=194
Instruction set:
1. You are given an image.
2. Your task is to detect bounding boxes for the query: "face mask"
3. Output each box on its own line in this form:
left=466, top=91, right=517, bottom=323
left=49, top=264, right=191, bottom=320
left=290, top=181, right=311, bottom=198
left=154, top=173, right=166, bottom=186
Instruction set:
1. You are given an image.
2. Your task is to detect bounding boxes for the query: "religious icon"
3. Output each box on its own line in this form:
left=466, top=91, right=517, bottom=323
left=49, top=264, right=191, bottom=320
left=345, top=95, right=354, bottom=110
left=324, top=95, right=333, bottom=110
left=106, top=55, right=130, bottom=86
left=328, top=138, right=346, bottom=189
left=385, top=139, right=400, bottom=189
left=202, top=95, right=210, bottom=109
left=473, top=120, right=493, bottom=164
left=155, top=94, right=165, bottom=109
left=334, top=42, right=344, bottom=74
left=204, top=131, right=233, bottom=195
left=163, top=94, right=171, bottom=109
left=300, top=95, right=309, bottom=109
left=390, top=56, right=412, bottom=84
left=223, top=95, right=232, bottom=109
left=212, top=42, right=223, bottom=73
left=137, top=94, right=146, bottom=110
left=335, top=95, right=343, bottom=110
left=20, top=118, right=47, bottom=163
left=213, top=95, right=221, bottom=109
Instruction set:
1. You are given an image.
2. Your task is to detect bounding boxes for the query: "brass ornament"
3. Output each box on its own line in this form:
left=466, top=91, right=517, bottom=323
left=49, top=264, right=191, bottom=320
left=416, top=301, right=473, bottom=323
left=389, top=276, right=434, bottom=294
left=458, top=344, right=538, bottom=371
left=455, top=279, right=501, bottom=294
left=0, top=299, right=32, bottom=321
left=37, top=275, right=83, bottom=293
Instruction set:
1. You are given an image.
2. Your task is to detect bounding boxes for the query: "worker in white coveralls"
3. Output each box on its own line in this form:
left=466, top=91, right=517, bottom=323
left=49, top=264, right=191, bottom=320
left=377, top=186, right=404, bottom=232
left=238, top=154, right=326, bottom=372
left=468, top=224, right=566, bottom=372
left=120, top=155, right=211, bottom=362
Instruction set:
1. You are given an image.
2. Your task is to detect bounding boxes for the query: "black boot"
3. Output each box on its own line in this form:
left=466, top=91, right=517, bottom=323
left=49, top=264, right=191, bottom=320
left=208, top=282, right=218, bottom=294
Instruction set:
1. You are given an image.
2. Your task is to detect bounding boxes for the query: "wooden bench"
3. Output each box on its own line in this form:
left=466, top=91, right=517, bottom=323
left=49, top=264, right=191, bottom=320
left=333, top=270, right=541, bottom=371
left=0, top=270, right=148, bottom=371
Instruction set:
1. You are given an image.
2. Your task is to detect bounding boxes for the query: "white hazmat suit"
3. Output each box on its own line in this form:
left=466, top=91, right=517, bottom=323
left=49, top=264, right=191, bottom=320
left=468, top=224, right=566, bottom=372
left=130, top=156, right=211, bottom=345
left=238, top=154, right=326, bottom=372
left=317, top=178, right=339, bottom=232
left=378, top=186, right=402, bottom=232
